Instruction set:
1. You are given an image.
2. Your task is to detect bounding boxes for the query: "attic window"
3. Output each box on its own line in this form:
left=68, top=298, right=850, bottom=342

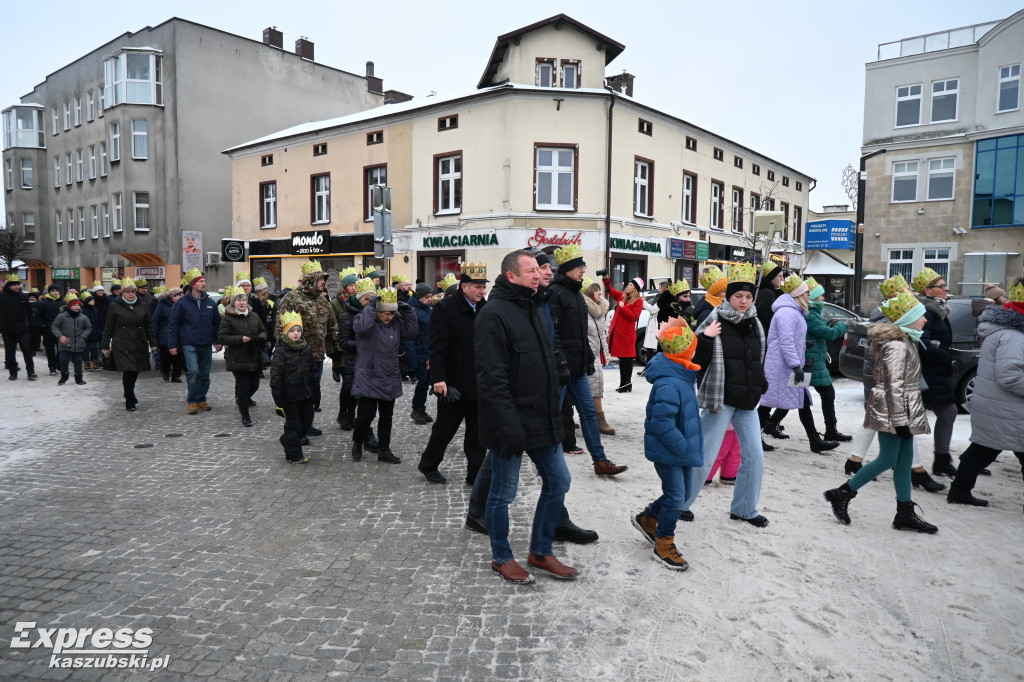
left=685, top=136, right=697, bottom=151
left=713, top=147, right=724, bottom=161
left=796, top=181, right=802, bottom=191
left=561, top=60, right=580, bottom=89
left=260, top=154, right=273, bottom=167
left=367, top=131, right=383, bottom=145
left=752, top=163, right=760, bottom=176
left=537, top=60, right=555, bottom=88
left=781, top=176, right=790, bottom=187
left=767, top=170, right=775, bottom=181
left=734, top=156, right=743, bottom=169
left=638, top=119, right=652, bottom=136
left=438, top=114, right=458, bottom=132
left=313, top=143, right=327, bottom=157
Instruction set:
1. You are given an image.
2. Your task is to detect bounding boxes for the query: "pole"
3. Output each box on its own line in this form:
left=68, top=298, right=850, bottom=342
left=854, top=148, right=886, bottom=315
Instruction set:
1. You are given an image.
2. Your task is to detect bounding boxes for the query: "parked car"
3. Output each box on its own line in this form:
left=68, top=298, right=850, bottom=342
left=838, top=296, right=980, bottom=409
left=606, top=289, right=706, bottom=365
left=819, top=302, right=866, bottom=374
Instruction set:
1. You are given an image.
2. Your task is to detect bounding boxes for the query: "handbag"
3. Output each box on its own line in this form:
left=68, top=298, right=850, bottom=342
left=259, top=346, right=272, bottom=368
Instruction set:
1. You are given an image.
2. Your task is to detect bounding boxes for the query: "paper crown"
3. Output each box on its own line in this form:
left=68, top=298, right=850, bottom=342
left=882, top=289, right=922, bottom=323
left=234, top=271, right=251, bottom=283
left=391, top=273, right=410, bottom=284
left=782, top=270, right=806, bottom=292
left=804, top=276, right=819, bottom=292
left=109, top=279, right=122, bottom=288
left=30, top=287, right=39, bottom=293
left=182, top=267, right=203, bottom=287
left=581, top=276, right=595, bottom=292
left=362, top=265, right=380, bottom=278
left=911, top=267, right=942, bottom=293
left=280, top=311, right=303, bottom=333
left=252, top=276, right=268, bottom=291
left=1009, top=280, right=1024, bottom=303
left=134, top=277, right=148, bottom=287
left=879, top=274, right=911, bottom=300
left=657, top=320, right=696, bottom=355
left=92, top=280, right=103, bottom=289
left=3, top=272, right=20, bottom=283
left=339, top=266, right=359, bottom=280
left=699, top=266, right=725, bottom=290
left=554, top=244, right=583, bottom=265
left=376, top=288, right=398, bottom=304
left=80, top=289, right=92, bottom=300
left=728, top=262, right=757, bottom=285
left=461, top=262, right=487, bottom=280
left=668, top=280, right=691, bottom=295
left=64, top=293, right=81, bottom=305
left=441, top=273, right=459, bottom=290
left=224, top=286, right=237, bottom=300
left=760, top=261, right=782, bottom=280
left=153, top=285, right=168, bottom=295
left=301, top=260, right=323, bottom=277
left=354, top=278, right=376, bottom=296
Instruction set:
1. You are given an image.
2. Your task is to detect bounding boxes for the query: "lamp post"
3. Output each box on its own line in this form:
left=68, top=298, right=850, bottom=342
left=854, top=148, right=886, bottom=315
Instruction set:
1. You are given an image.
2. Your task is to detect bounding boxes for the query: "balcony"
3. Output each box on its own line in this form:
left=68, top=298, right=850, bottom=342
left=2, top=105, right=46, bottom=150
left=876, top=21, right=999, bottom=61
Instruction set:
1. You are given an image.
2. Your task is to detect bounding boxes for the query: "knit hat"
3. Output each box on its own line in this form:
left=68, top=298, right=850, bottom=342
left=376, top=287, right=399, bottom=312
left=339, top=267, right=360, bottom=288
left=354, top=277, right=376, bottom=300
left=554, top=244, right=585, bottom=274
left=805, top=277, right=824, bottom=301
left=234, top=271, right=252, bottom=287
left=984, top=284, right=1007, bottom=301
left=699, top=266, right=726, bottom=291
left=656, top=319, right=700, bottom=370
left=110, top=281, right=122, bottom=292
left=780, top=274, right=809, bottom=298
left=65, top=293, right=81, bottom=308
left=668, top=280, right=691, bottom=295
left=879, top=274, right=911, bottom=300
left=414, top=282, right=433, bottom=299
left=760, top=261, right=782, bottom=283
left=725, top=263, right=758, bottom=298
left=252, top=276, right=268, bottom=292
left=911, top=267, right=942, bottom=293
left=181, top=267, right=204, bottom=288
left=91, top=281, right=105, bottom=293
left=165, top=287, right=183, bottom=299
left=630, top=277, right=645, bottom=293
left=362, top=265, right=383, bottom=280
left=441, top=273, right=459, bottom=291
left=460, top=262, right=489, bottom=284
left=882, top=289, right=926, bottom=326
left=47, top=284, right=60, bottom=294
left=281, top=311, right=303, bottom=335
left=532, top=251, right=553, bottom=269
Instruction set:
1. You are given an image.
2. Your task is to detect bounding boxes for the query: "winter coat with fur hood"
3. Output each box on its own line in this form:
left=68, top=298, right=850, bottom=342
left=967, top=306, right=1024, bottom=451
left=584, top=293, right=609, bottom=399
left=863, top=323, right=931, bottom=436
left=218, top=306, right=268, bottom=372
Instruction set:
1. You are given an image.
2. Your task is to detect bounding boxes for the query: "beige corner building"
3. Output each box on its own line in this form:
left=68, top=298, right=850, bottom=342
left=226, top=14, right=813, bottom=293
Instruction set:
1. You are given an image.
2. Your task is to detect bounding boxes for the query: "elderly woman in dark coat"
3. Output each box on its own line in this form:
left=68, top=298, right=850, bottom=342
left=101, top=281, right=157, bottom=411
left=219, top=292, right=268, bottom=427
left=350, top=289, right=418, bottom=464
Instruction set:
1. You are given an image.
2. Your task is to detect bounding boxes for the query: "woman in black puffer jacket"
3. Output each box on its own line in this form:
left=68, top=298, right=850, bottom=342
left=218, top=292, right=268, bottom=427
left=912, top=268, right=958, bottom=477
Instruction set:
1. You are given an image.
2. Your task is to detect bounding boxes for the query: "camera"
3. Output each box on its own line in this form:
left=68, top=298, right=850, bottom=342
left=595, top=268, right=608, bottom=277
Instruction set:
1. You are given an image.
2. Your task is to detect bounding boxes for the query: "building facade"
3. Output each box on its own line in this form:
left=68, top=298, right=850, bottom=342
left=225, top=15, right=813, bottom=292
left=860, top=10, right=1024, bottom=308
left=2, top=19, right=395, bottom=291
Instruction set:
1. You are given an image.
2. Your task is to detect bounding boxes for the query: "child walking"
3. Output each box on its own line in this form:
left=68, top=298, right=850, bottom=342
left=632, top=319, right=703, bottom=571
left=271, top=311, right=316, bottom=464
left=51, top=293, right=92, bottom=385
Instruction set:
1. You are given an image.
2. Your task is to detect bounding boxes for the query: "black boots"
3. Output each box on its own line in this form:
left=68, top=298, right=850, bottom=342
left=58, top=373, right=69, bottom=385
left=824, top=482, right=857, bottom=524
left=844, top=458, right=863, bottom=475
left=761, top=439, right=775, bottom=452
left=336, top=412, right=353, bottom=430
left=75, top=376, right=86, bottom=385
left=947, top=486, right=989, bottom=507
left=239, top=402, right=253, bottom=427
left=823, top=426, right=852, bottom=442
left=377, top=448, right=401, bottom=464
left=893, top=500, right=938, bottom=534
left=410, top=408, right=432, bottom=425
left=911, top=469, right=945, bottom=493
left=763, top=419, right=789, bottom=440
left=809, top=432, right=840, bottom=454
left=351, top=441, right=363, bottom=462
left=932, top=452, right=957, bottom=477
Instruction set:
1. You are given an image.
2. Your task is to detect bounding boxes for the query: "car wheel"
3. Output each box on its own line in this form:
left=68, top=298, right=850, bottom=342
left=956, top=369, right=976, bottom=412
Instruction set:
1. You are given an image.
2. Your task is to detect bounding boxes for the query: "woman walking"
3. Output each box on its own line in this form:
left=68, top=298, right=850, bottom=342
left=804, top=277, right=850, bottom=442
left=824, top=289, right=938, bottom=533
left=219, top=291, right=268, bottom=427
left=604, top=275, right=644, bottom=392
left=582, top=277, right=614, bottom=435
left=152, top=287, right=185, bottom=382
left=101, top=279, right=157, bottom=411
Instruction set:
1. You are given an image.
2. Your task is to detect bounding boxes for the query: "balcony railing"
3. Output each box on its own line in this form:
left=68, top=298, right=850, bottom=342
left=877, top=20, right=999, bottom=61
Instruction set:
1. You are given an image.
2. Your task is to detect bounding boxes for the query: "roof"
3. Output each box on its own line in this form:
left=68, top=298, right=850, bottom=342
left=477, top=14, right=624, bottom=89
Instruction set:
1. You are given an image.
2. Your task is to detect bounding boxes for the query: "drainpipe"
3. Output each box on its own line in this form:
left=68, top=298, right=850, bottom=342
left=604, top=93, right=616, bottom=275
left=854, top=148, right=886, bottom=315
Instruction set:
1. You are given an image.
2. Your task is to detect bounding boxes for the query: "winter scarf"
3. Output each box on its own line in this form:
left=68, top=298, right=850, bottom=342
left=704, top=278, right=728, bottom=308
left=694, top=299, right=765, bottom=413
left=282, top=336, right=308, bottom=352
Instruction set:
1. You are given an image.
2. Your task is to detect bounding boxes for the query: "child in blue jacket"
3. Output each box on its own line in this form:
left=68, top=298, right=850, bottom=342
left=632, top=319, right=704, bottom=571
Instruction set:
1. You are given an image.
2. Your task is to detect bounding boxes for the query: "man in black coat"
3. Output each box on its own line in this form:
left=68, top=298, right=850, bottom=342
left=474, top=250, right=576, bottom=584
left=416, top=264, right=489, bottom=484
left=36, top=284, right=64, bottom=375
left=0, top=274, right=37, bottom=380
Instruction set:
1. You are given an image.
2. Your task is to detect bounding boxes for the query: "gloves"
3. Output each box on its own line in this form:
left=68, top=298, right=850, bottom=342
left=398, top=301, right=412, bottom=312
left=499, top=442, right=525, bottom=460
left=894, top=425, right=913, bottom=440
left=446, top=386, right=462, bottom=402
left=792, top=368, right=804, bottom=384
left=558, top=362, right=571, bottom=387
left=275, top=405, right=286, bottom=418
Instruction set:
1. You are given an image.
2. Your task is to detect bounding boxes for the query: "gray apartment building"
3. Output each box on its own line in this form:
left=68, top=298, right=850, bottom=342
left=859, top=9, right=1024, bottom=307
left=2, top=18, right=402, bottom=290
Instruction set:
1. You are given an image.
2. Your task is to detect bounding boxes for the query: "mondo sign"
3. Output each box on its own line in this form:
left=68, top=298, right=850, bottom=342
left=290, top=230, right=330, bottom=255
left=222, top=240, right=245, bottom=262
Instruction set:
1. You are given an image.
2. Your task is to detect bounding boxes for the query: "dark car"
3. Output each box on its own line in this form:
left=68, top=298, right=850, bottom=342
left=838, top=296, right=980, bottom=409
left=819, top=302, right=865, bottom=373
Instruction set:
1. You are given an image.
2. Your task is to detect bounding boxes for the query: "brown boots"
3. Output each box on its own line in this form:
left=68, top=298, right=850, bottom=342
left=596, top=411, right=615, bottom=435
left=653, top=536, right=689, bottom=571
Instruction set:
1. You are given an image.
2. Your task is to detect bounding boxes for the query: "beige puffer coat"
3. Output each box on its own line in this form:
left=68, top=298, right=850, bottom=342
left=864, top=323, right=931, bottom=435
left=584, top=294, right=610, bottom=398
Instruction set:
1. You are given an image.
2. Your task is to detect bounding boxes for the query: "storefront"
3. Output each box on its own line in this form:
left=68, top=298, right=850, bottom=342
left=609, top=233, right=666, bottom=292
left=669, top=238, right=709, bottom=289
left=247, top=231, right=376, bottom=295
left=49, top=267, right=81, bottom=294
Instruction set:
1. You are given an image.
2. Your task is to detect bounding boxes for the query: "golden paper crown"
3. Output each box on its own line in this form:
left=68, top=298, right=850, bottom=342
left=80, top=289, right=92, bottom=300
left=882, top=289, right=922, bottom=323
left=376, top=288, right=398, bottom=304
left=581, top=276, right=595, bottom=292
left=182, top=267, right=203, bottom=287
left=879, top=274, right=910, bottom=299
left=153, top=285, right=168, bottom=295
left=252, top=276, right=267, bottom=288
left=441, top=273, right=459, bottom=290
left=109, top=278, right=122, bottom=288
left=354, top=278, right=376, bottom=296
left=668, top=280, right=691, bottom=295
left=64, top=293, right=80, bottom=305
left=1009, top=280, right=1024, bottom=303
left=30, top=287, right=39, bottom=293
left=234, top=271, right=249, bottom=283
left=339, top=267, right=359, bottom=280
left=3, top=272, right=20, bottom=283
left=728, top=262, right=757, bottom=285
left=657, top=320, right=696, bottom=355
left=461, top=262, right=487, bottom=280
left=92, top=280, right=102, bottom=288
left=224, top=286, right=238, bottom=300
left=911, top=267, right=942, bottom=293
left=301, top=260, right=323, bottom=277
left=780, top=274, right=806, bottom=294
left=133, top=277, right=148, bottom=287
left=391, top=273, right=410, bottom=284
left=804, top=276, right=819, bottom=292
left=280, top=310, right=303, bottom=333
left=362, top=265, right=379, bottom=278
left=699, top=266, right=725, bottom=290
left=553, top=244, right=583, bottom=265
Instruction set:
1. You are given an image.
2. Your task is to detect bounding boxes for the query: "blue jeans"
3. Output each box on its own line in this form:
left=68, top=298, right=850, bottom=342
left=559, top=374, right=606, bottom=463
left=486, top=444, right=570, bottom=564
left=649, top=462, right=692, bottom=537
left=682, top=406, right=764, bottom=519
left=182, top=344, right=213, bottom=403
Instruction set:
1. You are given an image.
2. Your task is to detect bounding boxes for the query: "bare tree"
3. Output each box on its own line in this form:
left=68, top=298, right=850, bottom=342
left=841, top=164, right=858, bottom=211
left=0, top=222, right=32, bottom=272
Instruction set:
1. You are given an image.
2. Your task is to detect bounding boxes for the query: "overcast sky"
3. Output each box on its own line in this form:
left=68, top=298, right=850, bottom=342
left=3, top=0, right=1021, bottom=221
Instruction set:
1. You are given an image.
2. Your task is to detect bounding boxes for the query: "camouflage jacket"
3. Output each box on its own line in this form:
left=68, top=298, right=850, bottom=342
left=275, top=277, right=338, bottom=361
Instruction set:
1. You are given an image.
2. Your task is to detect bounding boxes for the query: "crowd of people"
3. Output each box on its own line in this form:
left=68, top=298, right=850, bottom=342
left=2, top=252, right=1022, bottom=583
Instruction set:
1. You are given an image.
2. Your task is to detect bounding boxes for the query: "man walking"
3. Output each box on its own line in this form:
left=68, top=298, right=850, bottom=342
left=0, top=273, right=37, bottom=380
left=168, top=268, right=222, bottom=414
left=476, top=250, right=576, bottom=584
left=37, top=284, right=64, bottom=375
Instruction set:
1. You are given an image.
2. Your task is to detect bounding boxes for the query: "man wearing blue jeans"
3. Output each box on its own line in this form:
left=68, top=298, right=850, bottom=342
left=168, top=269, right=222, bottom=414
left=475, top=249, right=578, bottom=584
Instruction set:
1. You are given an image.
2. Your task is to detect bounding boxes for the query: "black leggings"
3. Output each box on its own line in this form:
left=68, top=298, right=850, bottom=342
left=759, top=385, right=838, bottom=431
left=233, top=370, right=260, bottom=406
left=952, top=443, right=1024, bottom=494
left=354, top=397, right=395, bottom=450
left=122, top=371, right=139, bottom=399
left=617, top=358, right=634, bottom=389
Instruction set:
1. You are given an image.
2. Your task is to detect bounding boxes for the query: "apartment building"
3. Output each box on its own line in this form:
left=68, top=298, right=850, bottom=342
left=860, top=9, right=1024, bottom=307
left=225, top=14, right=812, bottom=292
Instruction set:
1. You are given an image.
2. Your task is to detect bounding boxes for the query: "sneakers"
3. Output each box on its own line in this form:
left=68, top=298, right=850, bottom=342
left=491, top=559, right=535, bottom=585
left=563, top=446, right=585, bottom=455
left=527, top=553, right=578, bottom=580
left=377, top=449, right=401, bottom=464
left=653, top=536, right=689, bottom=571
left=410, top=409, right=433, bottom=424
left=631, top=510, right=657, bottom=544
left=197, top=402, right=212, bottom=411
left=594, top=460, right=628, bottom=476
left=188, top=403, right=199, bottom=414
left=730, top=513, right=769, bottom=528
left=49, top=368, right=58, bottom=376
left=287, top=455, right=310, bottom=464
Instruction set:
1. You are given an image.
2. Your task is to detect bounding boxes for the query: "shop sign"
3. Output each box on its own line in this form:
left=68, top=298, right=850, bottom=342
left=670, top=238, right=706, bottom=260
left=805, top=220, right=854, bottom=249
left=290, top=229, right=330, bottom=255
left=526, top=228, right=583, bottom=248
left=51, top=268, right=80, bottom=280
left=669, top=239, right=684, bottom=259
left=135, top=266, right=165, bottom=279
left=694, top=242, right=709, bottom=260
left=222, top=240, right=246, bottom=262
left=610, top=236, right=663, bottom=254
left=422, top=233, right=498, bottom=249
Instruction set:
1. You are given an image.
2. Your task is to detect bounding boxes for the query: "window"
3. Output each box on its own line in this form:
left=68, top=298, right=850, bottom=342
left=112, top=193, right=122, bottom=232
left=896, top=84, right=922, bottom=127
left=3, top=159, right=9, bottom=191
left=65, top=153, right=72, bottom=186
left=780, top=202, right=790, bottom=241
left=535, top=145, right=576, bottom=211
left=22, top=213, right=35, bottom=242
left=367, top=131, right=383, bottom=145
left=734, top=156, right=743, bottom=169
left=927, top=158, right=955, bottom=200
left=634, top=158, right=653, bottom=217
left=434, top=152, right=461, bottom=214
left=260, top=181, right=277, bottom=228
left=764, top=197, right=775, bottom=211
left=20, top=159, right=33, bottom=188
left=53, top=156, right=60, bottom=188
left=923, top=247, right=950, bottom=280
left=750, top=192, right=760, bottom=213
left=682, top=172, right=696, bottom=223
left=311, top=173, right=330, bottom=224
left=972, top=134, right=1024, bottom=227
left=66, top=209, right=74, bottom=241
left=767, top=170, right=775, bottom=182
left=75, top=150, right=83, bottom=182
left=685, top=136, right=697, bottom=152
left=88, top=145, right=97, bottom=179
left=364, top=166, right=386, bottom=220
left=537, top=60, right=554, bottom=87
left=931, top=79, right=958, bottom=122
left=731, top=187, right=744, bottom=232
left=260, top=154, right=273, bottom=167
left=55, top=211, right=62, bottom=243
left=313, top=143, right=327, bottom=156
left=63, top=102, right=70, bottom=131
left=131, top=120, right=148, bottom=159
left=99, top=142, right=107, bottom=176
left=892, top=161, right=918, bottom=202
left=752, top=163, right=760, bottom=176
left=998, top=64, right=1021, bottom=112
left=133, top=192, right=150, bottom=231
left=2, top=107, right=46, bottom=149
left=638, top=119, right=652, bottom=136
left=90, top=205, right=98, bottom=239
left=782, top=176, right=790, bottom=187
left=77, top=207, right=85, bottom=240
left=438, top=115, right=458, bottom=131
left=888, top=249, right=915, bottom=279
left=87, top=91, right=95, bottom=121
left=74, top=97, right=81, bottom=126
left=104, top=50, right=163, bottom=107
left=110, top=122, right=120, bottom=161
left=52, top=107, right=58, bottom=136
left=796, top=181, right=802, bottom=191
left=101, top=203, right=110, bottom=238
left=792, top=206, right=803, bottom=243
left=710, top=180, right=724, bottom=229
left=561, top=61, right=579, bottom=89
left=713, top=147, right=724, bottom=161
left=98, top=89, right=104, bottom=117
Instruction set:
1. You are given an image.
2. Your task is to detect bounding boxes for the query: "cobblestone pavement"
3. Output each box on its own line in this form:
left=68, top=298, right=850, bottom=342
left=0, top=358, right=635, bottom=681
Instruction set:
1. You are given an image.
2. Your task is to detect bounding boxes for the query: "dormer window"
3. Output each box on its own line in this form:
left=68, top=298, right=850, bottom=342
left=537, top=60, right=555, bottom=88
left=561, top=60, right=580, bottom=89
